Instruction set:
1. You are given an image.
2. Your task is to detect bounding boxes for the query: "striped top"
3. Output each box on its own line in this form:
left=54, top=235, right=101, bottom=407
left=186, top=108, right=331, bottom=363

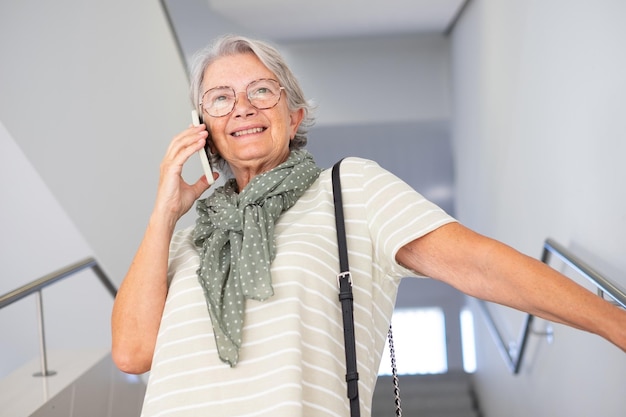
left=140, top=157, right=456, bottom=417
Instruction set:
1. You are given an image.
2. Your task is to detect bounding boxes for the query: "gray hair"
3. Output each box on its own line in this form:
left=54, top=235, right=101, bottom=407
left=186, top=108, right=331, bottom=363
left=189, top=35, right=315, bottom=167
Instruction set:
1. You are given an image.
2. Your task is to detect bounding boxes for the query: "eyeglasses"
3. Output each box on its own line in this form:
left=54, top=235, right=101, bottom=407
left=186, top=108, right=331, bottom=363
left=200, top=78, right=285, bottom=118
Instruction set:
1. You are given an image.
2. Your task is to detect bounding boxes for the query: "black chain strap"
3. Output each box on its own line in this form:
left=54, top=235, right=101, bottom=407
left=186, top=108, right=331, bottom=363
left=387, top=324, right=402, bottom=416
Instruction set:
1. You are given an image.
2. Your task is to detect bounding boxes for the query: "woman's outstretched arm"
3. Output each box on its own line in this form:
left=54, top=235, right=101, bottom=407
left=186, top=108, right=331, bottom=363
left=397, top=222, right=626, bottom=352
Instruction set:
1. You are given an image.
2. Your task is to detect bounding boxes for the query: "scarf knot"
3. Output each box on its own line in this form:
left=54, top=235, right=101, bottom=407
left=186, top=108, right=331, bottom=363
left=193, top=150, right=322, bottom=366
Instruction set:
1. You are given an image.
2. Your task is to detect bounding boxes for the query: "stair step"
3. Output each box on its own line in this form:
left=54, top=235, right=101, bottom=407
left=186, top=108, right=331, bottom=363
left=373, top=397, right=475, bottom=413
left=400, top=394, right=474, bottom=410
left=408, top=412, right=479, bottom=417
left=372, top=372, right=479, bottom=417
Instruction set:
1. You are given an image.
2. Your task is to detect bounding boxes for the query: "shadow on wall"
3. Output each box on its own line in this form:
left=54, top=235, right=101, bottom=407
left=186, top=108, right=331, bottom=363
left=307, top=120, right=455, bottom=216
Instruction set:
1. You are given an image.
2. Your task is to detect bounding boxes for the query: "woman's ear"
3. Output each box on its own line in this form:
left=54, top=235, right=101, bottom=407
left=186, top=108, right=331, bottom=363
left=204, top=122, right=219, bottom=155
left=289, top=108, right=305, bottom=139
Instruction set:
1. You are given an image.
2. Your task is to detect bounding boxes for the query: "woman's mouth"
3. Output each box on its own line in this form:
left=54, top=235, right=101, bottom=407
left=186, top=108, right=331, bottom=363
left=232, top=127, right=266, bottom=137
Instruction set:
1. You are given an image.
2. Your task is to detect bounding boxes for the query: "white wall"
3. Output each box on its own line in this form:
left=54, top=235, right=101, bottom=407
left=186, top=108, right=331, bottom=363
left=0, top=121, right=108, bottom=378
left=0, top=0, right=192, bottom=285
left=451, top=1, right=626, bottom=416
left=281, top=35, right=451, bottom=126
left=0, top=0, right=191, bottom=377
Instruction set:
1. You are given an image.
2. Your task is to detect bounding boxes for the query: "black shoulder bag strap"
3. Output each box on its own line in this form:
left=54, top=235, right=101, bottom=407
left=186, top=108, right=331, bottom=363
left=332, top=159, right=360, bottom=417
left=332, top=159, right=403, bottom=417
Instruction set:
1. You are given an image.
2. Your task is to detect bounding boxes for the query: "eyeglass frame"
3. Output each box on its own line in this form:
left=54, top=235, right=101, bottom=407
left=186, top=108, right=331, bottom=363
left=199, top=78, right=286, bottom=118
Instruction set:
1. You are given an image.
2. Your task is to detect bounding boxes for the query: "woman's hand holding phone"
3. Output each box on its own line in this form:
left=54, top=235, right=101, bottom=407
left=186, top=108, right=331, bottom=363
left=151, top=112, right=217, bottom=225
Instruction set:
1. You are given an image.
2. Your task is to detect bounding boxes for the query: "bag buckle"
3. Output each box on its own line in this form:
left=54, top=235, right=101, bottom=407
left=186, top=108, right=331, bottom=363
left=337, top=271, right=352, bottom=287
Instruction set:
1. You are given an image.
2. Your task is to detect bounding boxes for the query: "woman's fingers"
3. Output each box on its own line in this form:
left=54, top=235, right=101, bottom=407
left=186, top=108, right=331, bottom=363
left=190, top=174, right=214, bottom=200
left=154, top=125, right=211, bottom=219
left=163, top=125, right=208, bottom=173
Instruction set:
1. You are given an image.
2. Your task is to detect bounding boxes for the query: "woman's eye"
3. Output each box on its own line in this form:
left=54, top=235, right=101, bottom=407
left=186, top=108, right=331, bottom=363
left=210, top=93, right=234, bottom=108
left=251, top=87, right=270, bottom=97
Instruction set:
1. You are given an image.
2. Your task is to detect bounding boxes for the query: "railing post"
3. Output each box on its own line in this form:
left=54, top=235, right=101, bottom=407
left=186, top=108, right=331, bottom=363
left=33, top=290, right=56, bottom=377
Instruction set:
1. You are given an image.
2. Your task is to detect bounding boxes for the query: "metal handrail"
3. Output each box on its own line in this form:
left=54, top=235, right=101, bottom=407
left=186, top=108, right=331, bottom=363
left=543, top=239, right=626, bottom=308
left=478, top=238, right=626, bottom=374
left=0, top=257, right=117, bottom=377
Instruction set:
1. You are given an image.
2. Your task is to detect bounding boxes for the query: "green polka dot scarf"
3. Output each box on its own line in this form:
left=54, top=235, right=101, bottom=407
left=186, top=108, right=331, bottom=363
left=193, top=150, right=322, bottom=366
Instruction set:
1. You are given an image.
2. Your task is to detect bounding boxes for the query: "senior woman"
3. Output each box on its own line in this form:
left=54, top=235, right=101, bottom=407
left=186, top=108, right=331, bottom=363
left=112, top=35, right=626, bottom=417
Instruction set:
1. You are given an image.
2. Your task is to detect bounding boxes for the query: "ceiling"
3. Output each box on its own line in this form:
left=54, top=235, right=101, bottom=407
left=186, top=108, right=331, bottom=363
left=164, top=0, right=469, bottom=59
left=206, top=0, right=468, bottom=41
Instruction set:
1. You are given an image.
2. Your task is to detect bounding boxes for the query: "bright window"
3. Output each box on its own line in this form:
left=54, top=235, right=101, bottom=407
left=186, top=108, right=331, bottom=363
left=378, top=307, right=447, bottom=375
left=460, top=308, right=477, bottom=373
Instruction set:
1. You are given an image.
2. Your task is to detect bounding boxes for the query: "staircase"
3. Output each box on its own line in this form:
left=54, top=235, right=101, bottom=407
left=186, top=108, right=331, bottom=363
left=372, top=371, right=481, bottom=417
left=0, top=349, right=145, bottom=417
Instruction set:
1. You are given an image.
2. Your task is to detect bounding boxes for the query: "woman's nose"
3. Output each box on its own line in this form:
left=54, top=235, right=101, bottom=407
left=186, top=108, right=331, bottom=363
left=232, top=91, right=257, bottom=117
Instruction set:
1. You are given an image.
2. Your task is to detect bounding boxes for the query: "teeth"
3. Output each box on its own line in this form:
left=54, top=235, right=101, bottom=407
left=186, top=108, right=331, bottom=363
left=233, top=127, right=264, bottom=137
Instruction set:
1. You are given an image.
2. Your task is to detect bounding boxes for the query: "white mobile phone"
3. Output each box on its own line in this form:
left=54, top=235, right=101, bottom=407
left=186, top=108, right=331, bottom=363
left=191, top=110, right=215, bottom=185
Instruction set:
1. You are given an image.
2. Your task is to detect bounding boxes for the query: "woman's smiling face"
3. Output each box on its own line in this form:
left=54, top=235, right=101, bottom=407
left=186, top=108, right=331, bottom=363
left=201, top=53, right=303, bottom=185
